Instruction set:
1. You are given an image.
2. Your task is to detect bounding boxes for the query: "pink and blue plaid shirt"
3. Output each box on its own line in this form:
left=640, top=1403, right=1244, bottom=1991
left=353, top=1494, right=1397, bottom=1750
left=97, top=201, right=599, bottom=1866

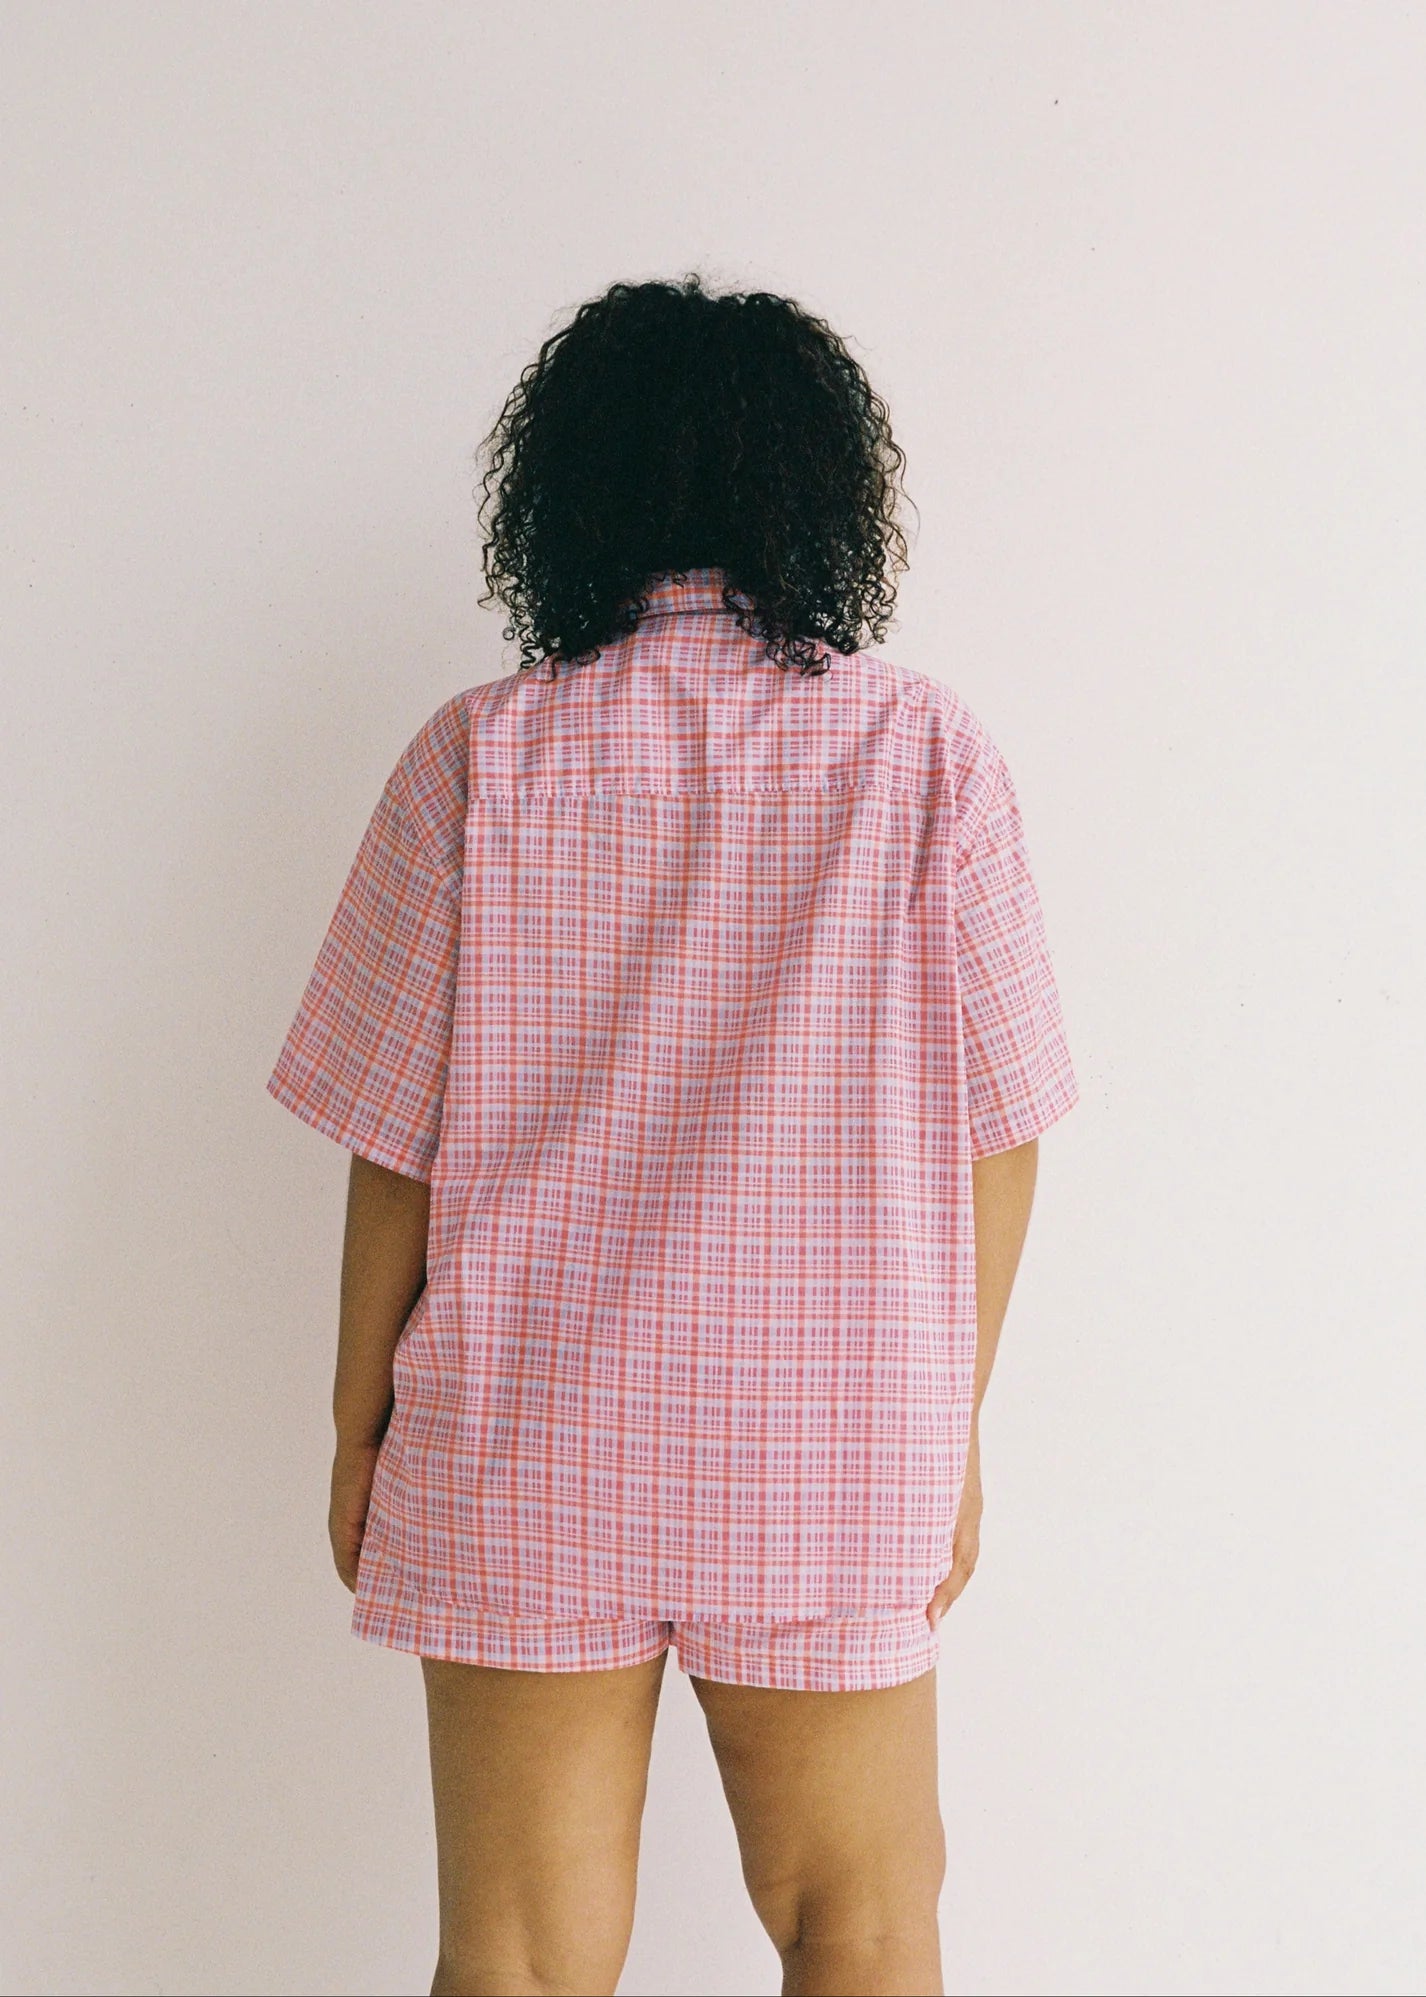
left=267, top=567, right=1079, bottom=1626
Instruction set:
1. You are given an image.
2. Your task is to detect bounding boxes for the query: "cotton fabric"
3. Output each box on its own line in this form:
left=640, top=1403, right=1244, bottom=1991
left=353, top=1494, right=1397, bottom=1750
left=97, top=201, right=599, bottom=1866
left=266, top=567, right=1080, bottom=1676
left=357, top=1600, right=942, bottom=1691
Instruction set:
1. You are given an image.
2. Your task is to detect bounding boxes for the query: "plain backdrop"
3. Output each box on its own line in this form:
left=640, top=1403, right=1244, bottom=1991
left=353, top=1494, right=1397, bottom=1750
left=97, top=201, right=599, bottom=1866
left=3, top=4, right=1423, bottom=1993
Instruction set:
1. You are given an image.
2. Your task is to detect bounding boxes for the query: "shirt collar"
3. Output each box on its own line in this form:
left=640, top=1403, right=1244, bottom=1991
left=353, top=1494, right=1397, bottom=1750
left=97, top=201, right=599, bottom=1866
left=632, top=566, right=754, bottom=620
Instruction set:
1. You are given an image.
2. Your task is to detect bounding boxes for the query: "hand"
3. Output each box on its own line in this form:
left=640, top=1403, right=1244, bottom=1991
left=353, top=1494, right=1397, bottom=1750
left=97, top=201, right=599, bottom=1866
left=329, top=1435, right=381, bottom=1591
left=926, top=1423, right=983, bottom=1629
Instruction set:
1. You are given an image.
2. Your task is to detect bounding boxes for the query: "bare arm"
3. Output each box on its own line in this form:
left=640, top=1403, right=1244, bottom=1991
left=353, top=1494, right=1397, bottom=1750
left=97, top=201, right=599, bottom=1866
left=927, top=1134, right=1039, bottom=1624
left=328, top=1153, right=429, bottom=1588
left=333, top=1152, right=430, bottom=1444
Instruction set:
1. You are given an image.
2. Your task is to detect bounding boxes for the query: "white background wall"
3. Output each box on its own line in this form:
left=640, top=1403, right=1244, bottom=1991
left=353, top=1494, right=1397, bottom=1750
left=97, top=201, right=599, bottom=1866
left=3, top=4, right=1422, bottom=1993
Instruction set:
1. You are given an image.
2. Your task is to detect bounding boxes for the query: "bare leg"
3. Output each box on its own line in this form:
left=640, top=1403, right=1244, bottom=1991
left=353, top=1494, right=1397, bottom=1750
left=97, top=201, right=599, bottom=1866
left=421, top=1649, right=669, bottom=1997
left=689, top=1663, right=945, bottom=1997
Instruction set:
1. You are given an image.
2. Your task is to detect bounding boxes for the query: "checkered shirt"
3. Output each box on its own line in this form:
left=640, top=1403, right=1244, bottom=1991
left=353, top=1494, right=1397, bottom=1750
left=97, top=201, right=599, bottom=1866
left=266, top=566, right=1080, bottom=1621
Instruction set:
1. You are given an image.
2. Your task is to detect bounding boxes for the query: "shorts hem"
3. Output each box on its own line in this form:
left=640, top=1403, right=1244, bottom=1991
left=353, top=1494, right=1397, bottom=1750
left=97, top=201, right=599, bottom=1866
left=673, top=1616, right=940, bottom=1692
left=351, top=1584, right=941, bottom=1690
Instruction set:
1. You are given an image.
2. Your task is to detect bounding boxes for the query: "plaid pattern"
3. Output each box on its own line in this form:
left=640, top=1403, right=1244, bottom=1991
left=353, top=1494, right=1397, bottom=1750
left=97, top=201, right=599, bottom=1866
left=267, top=566, right=1079, bottom=1659
left=263, top=693, right=467, bottom=1183
left=348, top=1594, right=942, bottom=1691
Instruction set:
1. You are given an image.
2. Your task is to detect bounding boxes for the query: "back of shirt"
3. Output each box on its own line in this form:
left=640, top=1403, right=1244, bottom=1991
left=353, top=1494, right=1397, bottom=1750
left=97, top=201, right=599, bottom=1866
left=267, top=565, right=1079, bottom=1624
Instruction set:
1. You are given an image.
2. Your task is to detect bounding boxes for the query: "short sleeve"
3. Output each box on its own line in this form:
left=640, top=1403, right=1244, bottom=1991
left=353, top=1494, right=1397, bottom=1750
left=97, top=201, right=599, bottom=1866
left=955, top=764, right=1080, bottom=1159
left=265, top=773, right=462, bottom=1183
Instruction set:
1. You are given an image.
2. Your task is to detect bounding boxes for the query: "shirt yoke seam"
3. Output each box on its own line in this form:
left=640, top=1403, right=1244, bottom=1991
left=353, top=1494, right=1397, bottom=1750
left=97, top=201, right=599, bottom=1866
left=461, top=780, right=946, bottom=805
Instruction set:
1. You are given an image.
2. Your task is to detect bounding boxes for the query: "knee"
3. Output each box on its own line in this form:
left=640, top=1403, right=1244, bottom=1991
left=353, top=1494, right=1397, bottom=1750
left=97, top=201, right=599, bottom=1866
left=775, top=1874, right=946, bottom=1994
left=779, top=1889, right=945, bottom=1963
left=779, top=1923, right=943, bottom=1997
left=431, top=1941, right=623, bottom=1996
left=753, top=1834, right=947, bottom=1965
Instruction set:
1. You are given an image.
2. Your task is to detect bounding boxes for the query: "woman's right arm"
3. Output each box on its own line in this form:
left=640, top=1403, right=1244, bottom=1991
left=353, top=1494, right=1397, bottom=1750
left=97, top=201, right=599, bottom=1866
left=328, top=1153, right=430, bottom=1590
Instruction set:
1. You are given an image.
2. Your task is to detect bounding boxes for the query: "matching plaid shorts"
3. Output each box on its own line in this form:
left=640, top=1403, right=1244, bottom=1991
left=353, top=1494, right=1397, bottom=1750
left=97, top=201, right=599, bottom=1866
left=352, top=1589, right=942, bottom=1692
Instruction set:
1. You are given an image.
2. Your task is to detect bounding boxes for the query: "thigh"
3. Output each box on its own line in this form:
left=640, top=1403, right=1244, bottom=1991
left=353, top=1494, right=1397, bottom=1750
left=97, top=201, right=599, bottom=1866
left=687, top=1661, right=945, bottom=1955
left=421, top=1648, right=669, bottom=1995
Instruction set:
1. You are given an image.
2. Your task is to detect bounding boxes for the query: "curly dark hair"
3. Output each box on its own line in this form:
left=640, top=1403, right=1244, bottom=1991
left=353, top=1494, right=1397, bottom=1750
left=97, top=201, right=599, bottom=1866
left=472, top=273, right=916, bottom=679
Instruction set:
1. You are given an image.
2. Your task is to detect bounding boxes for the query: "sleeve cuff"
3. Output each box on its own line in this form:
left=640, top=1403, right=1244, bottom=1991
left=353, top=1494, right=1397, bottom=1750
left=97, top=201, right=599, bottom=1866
left=265, top=1068, right=435, bottom=1183
left=968, top=1073, right=1081, bottom=1159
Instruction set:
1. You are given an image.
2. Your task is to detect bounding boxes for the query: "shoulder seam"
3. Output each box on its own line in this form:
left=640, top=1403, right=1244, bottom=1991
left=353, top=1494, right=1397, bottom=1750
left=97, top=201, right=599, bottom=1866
left=385, top=778, right=463, bottom=897
left=954, top=760, right=1013, bottom=868
left=387, top=688, right=472, bottom=894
